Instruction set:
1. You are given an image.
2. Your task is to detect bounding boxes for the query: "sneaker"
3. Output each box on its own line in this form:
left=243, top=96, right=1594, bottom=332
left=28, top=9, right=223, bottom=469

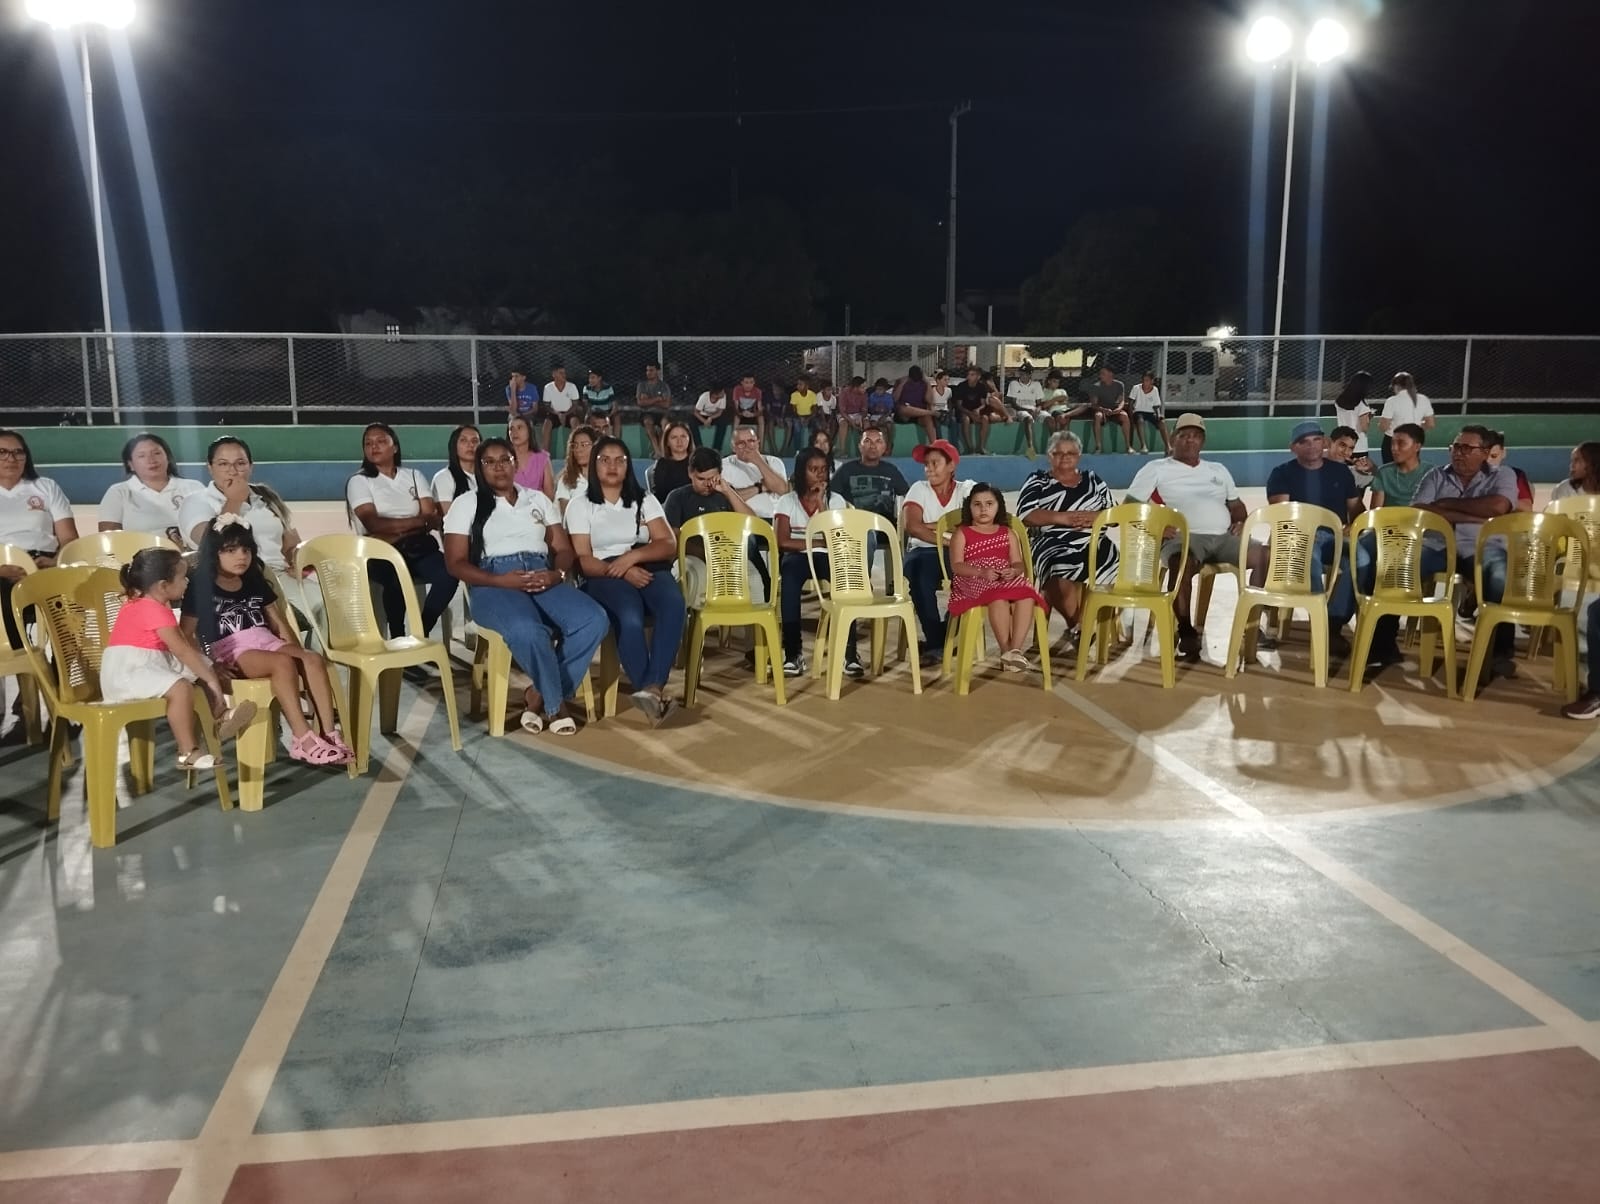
left=1001, top=649, right=1029, bottom=672
left=843, top=655, right=864, bottom=679
left=1177, top=622, right=1202, bottom=660
left=1366, top=644, right=1404, bottom=670
left=1255, top=628, right=1280, bottom=652
left=1492, top=657, right=1518, bottom=680
left=783, top=656, right=808, bottom=677
left=1561, top=692, right=1600, bottom=720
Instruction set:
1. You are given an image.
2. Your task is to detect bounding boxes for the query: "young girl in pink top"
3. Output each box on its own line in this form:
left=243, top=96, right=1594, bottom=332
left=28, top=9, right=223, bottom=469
left=947, top=484, right=1045, bottom=672
left=101, top=547, right=257, bottom=769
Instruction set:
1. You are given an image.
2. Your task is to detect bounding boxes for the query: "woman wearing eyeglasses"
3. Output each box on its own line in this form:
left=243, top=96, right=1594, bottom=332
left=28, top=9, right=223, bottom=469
left=0, top=428, right=81, bottom=650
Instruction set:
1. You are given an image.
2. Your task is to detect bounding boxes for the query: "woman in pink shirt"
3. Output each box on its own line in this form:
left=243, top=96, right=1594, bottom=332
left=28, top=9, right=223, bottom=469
left=507, top=415, right=555, bottom=498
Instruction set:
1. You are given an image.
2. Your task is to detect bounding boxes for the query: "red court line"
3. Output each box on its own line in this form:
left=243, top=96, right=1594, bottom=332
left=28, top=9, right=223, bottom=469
left=3, top=1169, right=180, bottom=1204
left=223, top=1047, right=1600, bottom=1203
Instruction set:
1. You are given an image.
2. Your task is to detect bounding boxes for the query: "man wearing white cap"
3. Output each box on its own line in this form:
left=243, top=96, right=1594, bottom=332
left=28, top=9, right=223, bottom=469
left=1126, top=413, right=1253, bottom=660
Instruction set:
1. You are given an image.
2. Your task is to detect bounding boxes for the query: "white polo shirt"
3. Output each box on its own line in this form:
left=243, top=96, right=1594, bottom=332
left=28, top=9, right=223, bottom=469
left=179, top=483, right=293, bottom=569
left=1007, top=380, right=1044, bottom=411
left=1381, top=392, right=1434, bottom=430
left=431, top=466, right=477, bottom=507
left=555, top=475, right=587, bottom=510
left=442, top=486, right=557, bottom=559
left=1126, top=456, right=1240, bottom=536
left=346, top=468, right=432, bottom=534
left=97, top=475, right=206, bottom=539
left=544, top=381, right=580, bottom=414
left=772, top=491, right=847, bottom=542
left=904, top=479, right=972, bottom=549
left=721, top=453, right=787, bottom=519
left=564, top=491, right=666, bottom=560
left=0, top=476, right=73, bottom=554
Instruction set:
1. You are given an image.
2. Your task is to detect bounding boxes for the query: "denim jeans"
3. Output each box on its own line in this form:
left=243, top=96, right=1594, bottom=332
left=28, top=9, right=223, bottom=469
left=470, top=553, right=609, bottom=717
left=582, top=566, right=688, bottom=690
left=778, top=552, right=858, bottom=660
left=904, top=545, right=949, bottom=648
left=1364, top=542, right=1509, bottom=658
left=1311, top=527, right=1366, bottom=626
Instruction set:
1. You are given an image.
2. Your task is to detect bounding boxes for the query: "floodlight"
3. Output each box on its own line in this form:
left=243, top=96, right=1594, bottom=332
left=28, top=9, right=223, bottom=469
left=26, top=0, right=136, bottom=30
left=1306, top=17, right=1351, bottom=64
left=1245, top=15, right=1293, bottom=63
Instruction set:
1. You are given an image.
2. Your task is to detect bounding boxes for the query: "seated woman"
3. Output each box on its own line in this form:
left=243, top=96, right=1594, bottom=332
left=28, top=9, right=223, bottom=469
left=345, top=423, right=458, bottom=639
left=1016, top=431, right=1117, bottom=638
left=648, top=420, right=695, bottom=504
left=98, top=432, right=205, bottom=543
left=1552, top=441, right=1600, bottom=501
left=507, top=415, right=555, bottom=499
left=773, top=446, right=858, bottom=678
left=555, top=425, right=598, bottom=519
left=0, top=428, right=80, bottom=651
left=565, top=436, right=686, bottom=723
left=431, top=424, right=481, bottom=514
left=442, top=437, right=608, bottom=735
left=902, top=438, right=969, bottom=660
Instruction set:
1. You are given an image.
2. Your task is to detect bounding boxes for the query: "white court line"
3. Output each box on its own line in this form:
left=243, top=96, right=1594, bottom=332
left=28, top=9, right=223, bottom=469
left=164, top=694, right=440, bottom=1204
left=1053, top=682, right=1600, bottom=1061
left=0, top=1025, right=1566, bottom=1180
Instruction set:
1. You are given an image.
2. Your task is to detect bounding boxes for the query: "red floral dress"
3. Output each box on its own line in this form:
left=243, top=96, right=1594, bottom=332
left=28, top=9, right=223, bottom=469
left=947, top=525, right=1046, bottom=616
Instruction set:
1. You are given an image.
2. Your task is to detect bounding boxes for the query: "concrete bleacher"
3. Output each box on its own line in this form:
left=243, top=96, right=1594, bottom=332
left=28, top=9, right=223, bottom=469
left=20, top=414, right=1590, bottom=503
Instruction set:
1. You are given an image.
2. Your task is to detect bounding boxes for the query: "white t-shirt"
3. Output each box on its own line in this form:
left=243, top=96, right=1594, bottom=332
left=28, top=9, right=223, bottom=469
left=544, top=381, right=580, bottom=414
left=815, top=392, right=838, bottom=414
left=346, top=468, right=432, bottom=534
left=1006, top=380, right=1044, bottom=411
left=1130, top=383, right=1163, bottom=414
left=1334, top=401, right=1373, bottom=452
left=904, top=479, right=973, bottom=549
left=179, top=483, right=292, bottom=570
left=928, top=385, right=952, bottom=413
left=431, top=466, right=476, bottom=507
left=1126, top=457, right=1240, bottom=536
left=564, top=491, right=667, bottom=561
left=0, top=477, right=73, bottom=554
left=1381, top=392, right=1434, bottom=430
left=441, top=485, right=557, bottom=560
left=694, top=391, right=728, bottom=419
left=721, top=453, right=788, bottom=520
left=97, top=475, right=206, bottom=539
left=772, top=491, right=847, bottom=542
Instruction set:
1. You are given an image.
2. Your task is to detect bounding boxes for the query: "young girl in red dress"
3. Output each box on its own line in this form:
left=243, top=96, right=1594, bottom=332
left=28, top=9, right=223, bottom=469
left=947, top=484, right=1045, bottom=672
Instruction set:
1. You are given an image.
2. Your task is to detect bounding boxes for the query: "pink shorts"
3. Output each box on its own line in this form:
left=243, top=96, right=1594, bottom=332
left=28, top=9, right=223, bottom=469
left=210, top=626, right=287, bottom=666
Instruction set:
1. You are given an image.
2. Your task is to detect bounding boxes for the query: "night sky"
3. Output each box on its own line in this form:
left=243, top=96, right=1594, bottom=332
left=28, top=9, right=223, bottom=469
left=1, top=0, right=1594, bottom=336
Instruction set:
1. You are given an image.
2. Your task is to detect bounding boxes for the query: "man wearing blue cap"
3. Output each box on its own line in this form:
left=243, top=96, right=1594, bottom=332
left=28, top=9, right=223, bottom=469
left=1266, top=421, right=1366, bottom=649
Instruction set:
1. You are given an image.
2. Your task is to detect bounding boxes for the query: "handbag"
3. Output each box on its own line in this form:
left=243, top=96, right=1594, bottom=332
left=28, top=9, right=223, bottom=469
left=391, top=532, right=440, bottom=564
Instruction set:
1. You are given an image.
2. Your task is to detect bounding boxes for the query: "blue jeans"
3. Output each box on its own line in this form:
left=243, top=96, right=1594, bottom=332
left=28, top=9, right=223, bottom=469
left=583, top=566, right=688, bottom=690
left=1311, top=528, right=1367, bottom=626
left=1364, top=542, right=1509, bottom=658
left=779, top=552, right=858, bottom=660
left=905, top=545, right=949, bottom=648
left=470, top=553, right=609, bottom=717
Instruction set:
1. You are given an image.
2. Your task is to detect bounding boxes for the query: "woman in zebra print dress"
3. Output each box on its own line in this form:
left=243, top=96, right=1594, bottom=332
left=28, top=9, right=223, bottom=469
left=1016, top=431, right=1119, bottom=631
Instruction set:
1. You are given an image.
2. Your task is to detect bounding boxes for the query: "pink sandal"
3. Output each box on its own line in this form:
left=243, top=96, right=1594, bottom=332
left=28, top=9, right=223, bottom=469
left=290, top=731, right=345, bottom=766
left=324, top=729, right=355, bottom=763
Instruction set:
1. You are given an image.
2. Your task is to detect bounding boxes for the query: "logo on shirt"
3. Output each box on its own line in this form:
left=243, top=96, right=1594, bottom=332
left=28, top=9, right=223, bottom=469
left=26, top=496, right=44, bottom=511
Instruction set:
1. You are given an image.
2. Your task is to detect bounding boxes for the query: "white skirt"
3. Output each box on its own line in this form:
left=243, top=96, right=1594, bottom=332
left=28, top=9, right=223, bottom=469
left=100, top=646, right=197, bottom=703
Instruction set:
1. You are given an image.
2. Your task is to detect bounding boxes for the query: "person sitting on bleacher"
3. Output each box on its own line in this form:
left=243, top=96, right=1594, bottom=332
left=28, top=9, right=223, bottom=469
left=773, top=447, right=858, bottom=679
left=442, top=437, right=607, bottom=735
left=1125, top=414, right=1252, bottom=661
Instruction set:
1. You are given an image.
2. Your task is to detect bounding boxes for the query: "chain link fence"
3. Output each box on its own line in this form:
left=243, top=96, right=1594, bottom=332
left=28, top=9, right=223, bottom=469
left=1, top=332, right=1594, bottom=427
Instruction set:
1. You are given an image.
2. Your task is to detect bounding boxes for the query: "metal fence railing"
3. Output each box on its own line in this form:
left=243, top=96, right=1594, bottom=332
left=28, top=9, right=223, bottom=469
left=2, top=331, right=1596, bottom=426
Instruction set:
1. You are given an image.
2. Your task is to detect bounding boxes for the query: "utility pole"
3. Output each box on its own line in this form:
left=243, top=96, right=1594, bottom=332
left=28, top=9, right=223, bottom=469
left=944, top=101, right=972, bottom=346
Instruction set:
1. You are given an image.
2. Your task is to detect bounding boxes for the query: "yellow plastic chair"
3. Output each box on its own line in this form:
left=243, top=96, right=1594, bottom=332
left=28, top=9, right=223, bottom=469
left=296, top=535, right=462, bottom=774
left=1463, top=512, right=1586, bottom=703
left=11, top=566, right=231, bottom=848
left=1225, top=502, right=1345, bottom=687
left=1526, top=494, right=1600, bottom=665
left=804, top=509, right=922, bottom=700
left=1077, top=503, right=1188, bottom=688
left=678, top=513, right=785, bottom=706
left=57, top=530, right=178, bottom=567
left=936, top=511, right=1052, bottom=695
left=466, top=592, right=598, bottom=735
left=1346, top=507, right=1458, bottom=695
left=0, top=544, right=45, bottom=746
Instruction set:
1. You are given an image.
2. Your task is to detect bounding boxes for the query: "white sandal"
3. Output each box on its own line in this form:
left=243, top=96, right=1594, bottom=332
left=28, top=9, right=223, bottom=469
left=519, top=711, right=545, bottom=735
left=177, top=749, right=216, bottom=771
left=548, top=715, right=578, bottom=736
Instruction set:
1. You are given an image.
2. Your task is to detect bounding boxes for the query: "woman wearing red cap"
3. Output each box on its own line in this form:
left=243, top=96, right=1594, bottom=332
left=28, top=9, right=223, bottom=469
left=903, top=439, right=969, bottom=662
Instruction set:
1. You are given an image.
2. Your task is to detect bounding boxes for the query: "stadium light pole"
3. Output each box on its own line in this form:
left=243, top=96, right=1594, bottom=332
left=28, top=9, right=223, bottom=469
left=944, top=101, right=972, bottom=348
left=1247, top=13, right=1350, bottom=405
left=28, top=0, right=136, bottom=420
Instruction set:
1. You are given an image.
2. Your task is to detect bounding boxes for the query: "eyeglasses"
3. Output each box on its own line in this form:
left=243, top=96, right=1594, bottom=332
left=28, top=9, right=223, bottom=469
left=0, top=448, right=26, bottom=460
left=480, top=456, right=514, bottom=468
left=1449, top=442, right=1485, bottom=452
left=212, top=459, right=251, bottom=470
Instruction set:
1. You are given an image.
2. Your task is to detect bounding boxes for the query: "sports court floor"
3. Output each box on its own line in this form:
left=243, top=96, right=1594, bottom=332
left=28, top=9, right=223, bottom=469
left=2, top=513, right=1598, bottom=1203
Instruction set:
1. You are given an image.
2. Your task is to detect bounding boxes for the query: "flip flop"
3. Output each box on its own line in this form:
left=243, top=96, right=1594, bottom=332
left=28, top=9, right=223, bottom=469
left=215, top=700, right=259, bottom=742
left=519, top=711, right=545, bottom=734
left=177, top=750, right=216, bottom=771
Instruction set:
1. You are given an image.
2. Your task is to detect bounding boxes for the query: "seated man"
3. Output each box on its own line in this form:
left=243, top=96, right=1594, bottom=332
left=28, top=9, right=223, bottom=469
left=1485, top=429, right=1535, bottom=513
left=664, top=447, right=762, bottom=608
left=1265, top=420, right=1366, bottom=651
left=720, top=425, right=791, bottom=520
left=950, top=366, right=1009, bottom=455
left=1086, top=365, right=1132, bottom=454
left=1327, top=424, right=1376, bottom=495
left=1362, top=424, right=1517, bottom=674
left=831, top=427, right=910, bottom=592
left=636, top=361, right=674, bottom=458
left=1125, top=413, right=1257, bottom=661
left=1562, top=593, right=1600, bottom=720
left=1005, top=363, right=1044, bottom=458
left=1370, top=423, right=1429, bottom=507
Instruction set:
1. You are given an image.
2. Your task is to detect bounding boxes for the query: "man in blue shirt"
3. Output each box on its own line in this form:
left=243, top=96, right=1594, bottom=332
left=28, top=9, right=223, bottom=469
left=1265, top=420, right=1366, bottom=647
left=505, top=370, right=537, bottom=419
